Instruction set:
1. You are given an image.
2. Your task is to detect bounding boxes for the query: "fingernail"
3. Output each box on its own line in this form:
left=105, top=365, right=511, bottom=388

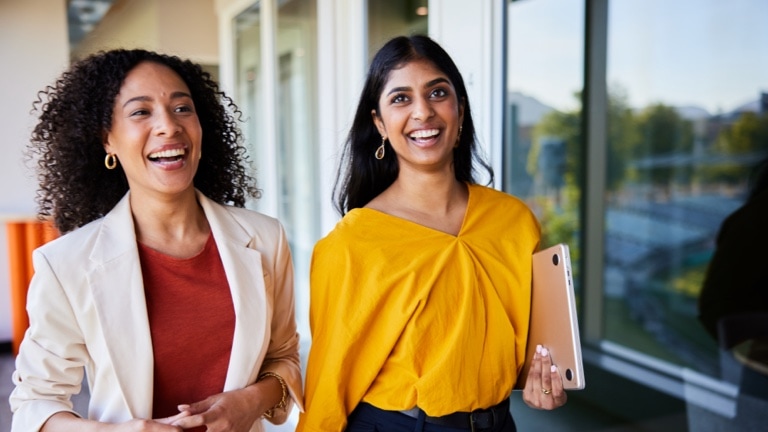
left=551, top=365, right=557, bottom=372
left=541, top=347, right=549, bottom=357
left=536, top=344, right=542, bottom=353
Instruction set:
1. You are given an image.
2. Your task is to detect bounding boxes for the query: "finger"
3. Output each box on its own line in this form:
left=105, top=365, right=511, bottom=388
left=539, top=346, right=554, bottom=396
left=530, top=345, right=543, bottom=387
left=171, top=413, right=206, bottom=430
left=179, top=398, right=213, bottom=415
left=550, top=364, right=568, bottom=407
left=523, top=345, right=547, bottom=408
left=155, top=411, right=190, bottom=425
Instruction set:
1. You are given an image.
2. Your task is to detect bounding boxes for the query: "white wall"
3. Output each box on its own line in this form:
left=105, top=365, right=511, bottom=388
left=0, top=0, right=69, bottom=342
left=430, top=0, right=502, bottom=186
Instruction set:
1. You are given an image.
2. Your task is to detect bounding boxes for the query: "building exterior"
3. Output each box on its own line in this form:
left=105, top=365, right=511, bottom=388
left=1, top=0, right=767, bottom=429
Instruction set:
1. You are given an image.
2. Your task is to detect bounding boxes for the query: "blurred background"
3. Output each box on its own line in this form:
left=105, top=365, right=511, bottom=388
left=1, top=0, right=767, bottom=430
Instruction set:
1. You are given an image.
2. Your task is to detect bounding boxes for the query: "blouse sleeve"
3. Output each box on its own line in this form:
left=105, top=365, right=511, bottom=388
left=296, top=235, right=409, bottom=432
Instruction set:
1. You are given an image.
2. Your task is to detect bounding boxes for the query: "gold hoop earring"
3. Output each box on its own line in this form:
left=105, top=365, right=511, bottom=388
left=375, top=136, right=386, bottom=160
left=104, top=153, right=117, bottom=170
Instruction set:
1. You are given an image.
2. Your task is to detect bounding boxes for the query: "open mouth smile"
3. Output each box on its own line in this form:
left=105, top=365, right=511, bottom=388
left=148, top=148, right=186, bottom=164
left=408, top=128, right=440, bottom=143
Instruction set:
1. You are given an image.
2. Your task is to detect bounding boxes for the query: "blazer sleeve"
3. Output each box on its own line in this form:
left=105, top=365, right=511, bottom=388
left=9, top=250, right=86, bottom=432
left=258, top=221, right=304, bottom=424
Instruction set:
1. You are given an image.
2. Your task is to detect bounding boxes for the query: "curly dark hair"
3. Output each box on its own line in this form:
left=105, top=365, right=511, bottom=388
left=334, top=34, right=494, bottom=215
left=27, top=49, right=260, bottom=233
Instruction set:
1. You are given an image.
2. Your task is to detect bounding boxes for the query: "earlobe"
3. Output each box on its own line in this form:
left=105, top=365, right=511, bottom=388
left=102, top=131, right=112, bottom=153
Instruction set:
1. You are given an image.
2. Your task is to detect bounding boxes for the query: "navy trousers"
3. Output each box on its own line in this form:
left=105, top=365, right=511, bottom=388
left=346, top=402, right=517, bottom=432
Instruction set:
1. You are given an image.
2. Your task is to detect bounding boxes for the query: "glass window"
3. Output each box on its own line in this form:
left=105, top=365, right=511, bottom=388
left=276, top=0, right=319, bottom=341
left=233, top=1, right=319, bottom=343
left=368, top=0, right=428, bottom=57
left=504, top=0, right=585, bottom=288
left=234, top=4, right=263, bottom=190
left=605, top=0, right=768, bottom=376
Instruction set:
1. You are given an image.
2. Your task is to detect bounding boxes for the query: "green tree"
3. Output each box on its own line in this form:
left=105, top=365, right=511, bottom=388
left=701, top=112, right=768, bottom=185
left=633, top=104, right=695, bottom=193
left=606, top=86, right=639, bottom=193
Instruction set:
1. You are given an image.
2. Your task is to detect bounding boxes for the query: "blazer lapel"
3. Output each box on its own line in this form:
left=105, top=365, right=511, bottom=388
left=88, top=193, right=155, bottom=419
left=85, top=191, right=269, bottom=419
left=198, top=192, right=269, bottom=390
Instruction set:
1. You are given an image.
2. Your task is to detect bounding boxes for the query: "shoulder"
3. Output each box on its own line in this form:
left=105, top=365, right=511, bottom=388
left=200, top=194, right=285, bottom=241
left=221, top=203, right=282, bottom=231
left=469, top=184, right=538, bottom=220
left=35, top=217, right=102, bottom=259
left=311, top=210, right=370, bottom=255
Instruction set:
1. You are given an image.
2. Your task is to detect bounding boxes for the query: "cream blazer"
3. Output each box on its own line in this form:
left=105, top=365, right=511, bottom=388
left=10, top=191, right=304, bottom=432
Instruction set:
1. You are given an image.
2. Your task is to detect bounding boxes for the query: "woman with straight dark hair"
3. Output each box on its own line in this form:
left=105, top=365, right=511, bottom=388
left=297, top=35, right=566, bottom=432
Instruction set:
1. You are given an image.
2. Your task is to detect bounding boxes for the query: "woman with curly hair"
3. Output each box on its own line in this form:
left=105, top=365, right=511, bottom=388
left=9, top=49, right=303, bottom=432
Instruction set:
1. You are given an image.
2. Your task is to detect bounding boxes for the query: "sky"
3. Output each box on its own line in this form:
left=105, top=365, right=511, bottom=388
left=507, top=0, right=768, bottom=114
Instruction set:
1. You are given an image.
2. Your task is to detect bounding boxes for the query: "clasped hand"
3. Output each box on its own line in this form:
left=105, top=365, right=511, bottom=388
left=110, top=388, right=262, bottom=431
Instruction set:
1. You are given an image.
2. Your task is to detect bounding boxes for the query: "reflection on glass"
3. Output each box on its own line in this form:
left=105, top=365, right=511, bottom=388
left=234, top=1, right=319, bottom=342
left=234, top=4, right=262, bottom=197
left=276, top=0, right=319, bottom=340
left=606, top=0, right=768, bottom=375
left=504, top=0, right=585, bottom=283
left=368, top=0, right=428, bottom=57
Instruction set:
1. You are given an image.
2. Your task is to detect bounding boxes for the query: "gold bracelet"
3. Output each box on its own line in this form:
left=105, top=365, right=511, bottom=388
left=257, top=372, right=287, bottom=418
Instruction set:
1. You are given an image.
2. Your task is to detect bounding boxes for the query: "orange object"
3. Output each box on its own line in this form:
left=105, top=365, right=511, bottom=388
left=6, top=219, right=59, bottom=355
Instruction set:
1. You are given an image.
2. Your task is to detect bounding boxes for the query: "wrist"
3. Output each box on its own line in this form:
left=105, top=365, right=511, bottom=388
left=256, top=372, right=288, bottom=418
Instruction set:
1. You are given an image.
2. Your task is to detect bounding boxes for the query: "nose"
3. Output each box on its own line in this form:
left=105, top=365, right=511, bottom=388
left=411, top=96, right=435, bottom=121
left=154, top=109, right=182, bottom=136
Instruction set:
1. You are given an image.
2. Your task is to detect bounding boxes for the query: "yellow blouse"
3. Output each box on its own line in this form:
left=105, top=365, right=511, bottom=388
left=297, top=184, right=541, bottom=432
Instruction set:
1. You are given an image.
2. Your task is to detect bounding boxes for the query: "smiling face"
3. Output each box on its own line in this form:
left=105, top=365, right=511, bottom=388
left=104, top=61, right=202, bottom=201
left=372, top=59, right=464, bottom=174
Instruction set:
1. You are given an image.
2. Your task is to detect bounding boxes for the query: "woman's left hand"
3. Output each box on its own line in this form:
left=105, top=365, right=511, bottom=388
left=522, top=344, right=568, bottom=410
left=171, top=388, right=262, bottom=432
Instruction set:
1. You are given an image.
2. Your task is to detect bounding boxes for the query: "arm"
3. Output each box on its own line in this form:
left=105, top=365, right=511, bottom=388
left=255, top=221, right=303, bottom=423
left=41, top=412, right=188, bottom=432
left=10, top=251, right=87, bottom=432
left=297, top=238, right=403, bottom=432
left=12, top=250, right=193, bottom=432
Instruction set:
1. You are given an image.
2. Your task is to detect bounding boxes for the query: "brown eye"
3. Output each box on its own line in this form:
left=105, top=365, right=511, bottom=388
left=431, top=88, right=448, bottom=98
left=391, top=93, right=408, bottom=104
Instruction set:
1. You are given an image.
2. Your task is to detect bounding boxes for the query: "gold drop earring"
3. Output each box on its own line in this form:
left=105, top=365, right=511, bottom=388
left=375, top=136, right=386, bottom=160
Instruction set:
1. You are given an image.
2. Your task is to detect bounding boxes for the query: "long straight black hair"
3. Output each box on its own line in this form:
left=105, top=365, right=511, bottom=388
left=333, top=34, right=494, bottom=215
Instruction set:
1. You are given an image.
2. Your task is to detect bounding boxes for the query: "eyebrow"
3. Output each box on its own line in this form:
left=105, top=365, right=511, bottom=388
left=385, top=77, right=451, bottom=96
left=122, top=91, right=193, bottom=108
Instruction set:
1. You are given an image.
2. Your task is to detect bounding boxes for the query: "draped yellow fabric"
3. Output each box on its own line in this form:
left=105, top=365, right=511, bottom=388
left=297, top=184, right=541, bottom=432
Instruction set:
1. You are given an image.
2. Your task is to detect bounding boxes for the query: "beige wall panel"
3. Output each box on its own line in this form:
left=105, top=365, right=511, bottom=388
left=73, top=0, right=218, bottom=65
left=73, top=0, right=159, bottom=59
left=0, top=0, right=69, bottom=341
left=158, top=0, right=219, bottom=65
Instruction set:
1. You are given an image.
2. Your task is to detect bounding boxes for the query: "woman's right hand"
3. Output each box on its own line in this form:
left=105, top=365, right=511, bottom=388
left=41, top=411, right=190, bottom=431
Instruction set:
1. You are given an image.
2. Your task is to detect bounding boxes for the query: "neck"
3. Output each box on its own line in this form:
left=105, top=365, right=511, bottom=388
left=389, top=169, right=465, bottom=215
left=129, top=188, right=210, bottom=255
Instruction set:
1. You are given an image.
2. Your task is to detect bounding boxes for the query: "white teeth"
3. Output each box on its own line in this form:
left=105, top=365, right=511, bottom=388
left=409, top=129, right=439, bottom=139
left=149, top=148, right=186, bottom=159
